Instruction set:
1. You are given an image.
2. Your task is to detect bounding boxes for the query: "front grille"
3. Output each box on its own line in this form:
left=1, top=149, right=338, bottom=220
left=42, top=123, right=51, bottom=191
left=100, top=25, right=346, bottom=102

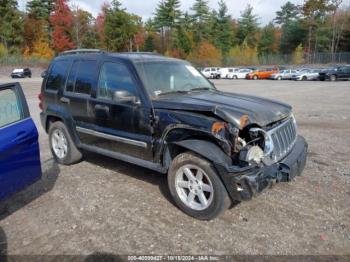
left=268, top=116, right=298, bottom=162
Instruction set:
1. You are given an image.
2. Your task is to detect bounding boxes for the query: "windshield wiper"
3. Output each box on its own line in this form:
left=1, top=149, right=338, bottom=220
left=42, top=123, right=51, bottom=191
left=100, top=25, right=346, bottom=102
left=158, top=90, right=190, bottom=96
left=190, top=87, right=214, bottom=92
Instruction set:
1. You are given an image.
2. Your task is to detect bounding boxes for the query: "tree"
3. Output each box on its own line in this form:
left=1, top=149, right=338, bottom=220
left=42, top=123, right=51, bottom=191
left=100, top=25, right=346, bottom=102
left=236, top=5, right=259, bottom=48
left=50, top=0, right=75, bottom=52
left=258, top=23, right=278, bottom=56
left=274, top=2, right=305, bottom=54
left=187, top=41, right=222, bottom=66
left=95, top=2, right=109, bottom=48
left=0, top=0, right=23, bottom=51
left=104, top=0, right=139, bottom=51
left=154, top=0, right=182, bottom=52
left=31, top=36, right=54, bottom=59
left=211, top=0, right=233, bottom=55
left=72, top=8, right=93, bottom=48
left=292, top=44, right=304, bottom=64
left=274, top=1, right=300, bottom=25
left=144, top=34, right=155, bottom=52
left=191, top=0, right=211, bottom=43
left=26, top=0, right=53, bottom=21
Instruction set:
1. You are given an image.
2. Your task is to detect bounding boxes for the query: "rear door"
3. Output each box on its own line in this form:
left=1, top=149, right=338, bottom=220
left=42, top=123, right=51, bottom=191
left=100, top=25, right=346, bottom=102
left=60, top=59, right=99, bottom=144
left=0, top=83, right=41, bottom=200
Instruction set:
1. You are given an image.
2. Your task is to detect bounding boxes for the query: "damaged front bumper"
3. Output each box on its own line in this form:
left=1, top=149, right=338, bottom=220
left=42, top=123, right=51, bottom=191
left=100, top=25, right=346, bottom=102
left=216, top=135, right=308, bottom=202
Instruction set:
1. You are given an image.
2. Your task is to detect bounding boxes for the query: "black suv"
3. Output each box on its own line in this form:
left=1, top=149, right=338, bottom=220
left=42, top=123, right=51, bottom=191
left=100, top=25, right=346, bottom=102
left=319, top=65, right=350, bottom=81
left=40, top=50, right=308, bottom=220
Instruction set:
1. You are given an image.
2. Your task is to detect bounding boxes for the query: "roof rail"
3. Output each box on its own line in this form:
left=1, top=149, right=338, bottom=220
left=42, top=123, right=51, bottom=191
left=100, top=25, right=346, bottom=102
left=60, top=49, right=105, bottom=56
left=120, top=52, right=161, bottom=56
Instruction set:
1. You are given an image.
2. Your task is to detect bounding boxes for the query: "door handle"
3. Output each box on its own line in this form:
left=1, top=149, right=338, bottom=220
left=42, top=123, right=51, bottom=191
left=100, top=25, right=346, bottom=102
left=60, top=97, right=70, bottom=104
left=15, top=131, right=28, bottom=143
left=95, top=104, right=110, bottom=113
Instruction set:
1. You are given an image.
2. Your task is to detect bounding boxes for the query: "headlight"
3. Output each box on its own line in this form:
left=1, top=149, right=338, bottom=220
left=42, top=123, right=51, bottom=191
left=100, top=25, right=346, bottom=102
left=242, top=146, right=264, bottom=164
left=249, top=128, right=274, bottom=155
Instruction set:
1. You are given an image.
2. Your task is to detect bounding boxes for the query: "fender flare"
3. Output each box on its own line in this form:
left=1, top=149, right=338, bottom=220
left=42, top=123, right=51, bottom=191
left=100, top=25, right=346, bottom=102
left=172, top=139, right=232, bottom=166
left=44, top=105, right=80, bottom=145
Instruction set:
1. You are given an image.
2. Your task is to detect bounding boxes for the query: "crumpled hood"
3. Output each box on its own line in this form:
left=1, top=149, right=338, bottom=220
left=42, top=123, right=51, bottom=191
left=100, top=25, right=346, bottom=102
left=152, top=91, right=292, bottom=128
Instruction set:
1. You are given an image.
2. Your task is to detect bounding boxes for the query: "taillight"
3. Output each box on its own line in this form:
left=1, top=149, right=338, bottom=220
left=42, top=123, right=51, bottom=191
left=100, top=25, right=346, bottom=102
left=38, top=93, right=43, bottom=110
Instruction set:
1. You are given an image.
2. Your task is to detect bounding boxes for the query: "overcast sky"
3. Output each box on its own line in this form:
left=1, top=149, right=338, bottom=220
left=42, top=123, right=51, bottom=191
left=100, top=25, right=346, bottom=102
left=18, top=0, right=304, bottom=25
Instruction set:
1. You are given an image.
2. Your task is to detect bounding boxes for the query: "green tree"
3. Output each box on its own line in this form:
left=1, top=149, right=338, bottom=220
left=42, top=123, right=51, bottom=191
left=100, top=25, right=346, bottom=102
left=104, top=0, right=139, bottom=51
left=211, top=0, right=233, bottom=55
left=236, top=4, right=259, bottom=48
left=154, top=0, right=181, bottom=52
left=274, top=1, right=300, bottom=25
left=191, top=0, right=211, bottom=43
left=258, top=22, right=277, bottom=56
left=0, top=0, right=23, bottom=51
left=26, top=0, right=53, bottom=20
left=274, top=2, right=305, bottom=54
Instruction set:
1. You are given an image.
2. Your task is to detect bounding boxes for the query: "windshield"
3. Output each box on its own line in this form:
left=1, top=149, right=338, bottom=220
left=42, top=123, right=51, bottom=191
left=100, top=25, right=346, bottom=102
left=134, top=61, right=215, bottom=98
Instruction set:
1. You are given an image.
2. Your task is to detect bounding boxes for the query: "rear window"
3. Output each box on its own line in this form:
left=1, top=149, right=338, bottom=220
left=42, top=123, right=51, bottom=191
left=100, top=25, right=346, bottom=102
left=46, top=60, right=71, bottom=91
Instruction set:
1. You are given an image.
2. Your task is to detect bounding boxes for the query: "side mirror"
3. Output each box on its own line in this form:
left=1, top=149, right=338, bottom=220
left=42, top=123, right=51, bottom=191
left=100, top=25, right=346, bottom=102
left=41, top=70, right=47, bottom=78
left=113, top=90, right=139, bottom=104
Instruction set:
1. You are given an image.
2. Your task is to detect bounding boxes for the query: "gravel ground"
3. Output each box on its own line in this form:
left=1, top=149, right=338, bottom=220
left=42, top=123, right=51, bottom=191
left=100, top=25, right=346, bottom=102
left=0, top=74, right=349, bottom=256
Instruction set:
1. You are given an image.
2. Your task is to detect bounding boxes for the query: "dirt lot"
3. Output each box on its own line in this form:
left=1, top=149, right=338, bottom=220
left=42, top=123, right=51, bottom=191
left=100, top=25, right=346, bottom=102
left=0, top=73, right=349, bottom=256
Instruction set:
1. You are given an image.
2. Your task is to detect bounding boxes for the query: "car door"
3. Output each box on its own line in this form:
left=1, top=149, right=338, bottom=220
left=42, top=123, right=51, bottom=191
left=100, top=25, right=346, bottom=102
left=0, top=83, right=41, bottom=200
left=60, top=59, right=99, bottom=144
left=86, top=60, right=153, bottom=161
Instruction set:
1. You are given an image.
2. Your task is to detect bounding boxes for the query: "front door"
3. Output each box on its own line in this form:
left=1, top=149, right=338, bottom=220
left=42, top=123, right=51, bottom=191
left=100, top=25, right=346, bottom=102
left=0, top=83, right=41, bottom=200
left=85, top=61, right=153, bottom=161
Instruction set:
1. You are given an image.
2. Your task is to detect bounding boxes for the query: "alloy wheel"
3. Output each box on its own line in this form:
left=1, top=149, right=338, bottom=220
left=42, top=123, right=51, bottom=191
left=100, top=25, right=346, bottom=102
left=175, top=164, right=214, bottom=211
left=51, top=129, right=68, bottom=159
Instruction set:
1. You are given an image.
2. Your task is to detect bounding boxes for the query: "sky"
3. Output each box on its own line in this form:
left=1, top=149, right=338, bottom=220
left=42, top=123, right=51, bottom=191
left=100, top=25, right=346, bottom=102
left=18, top=0, right=304, bottom=25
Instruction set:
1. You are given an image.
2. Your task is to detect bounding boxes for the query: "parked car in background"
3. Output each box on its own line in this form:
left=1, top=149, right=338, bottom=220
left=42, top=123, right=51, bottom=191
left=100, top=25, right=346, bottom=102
left=201, top=67, right=221, bottom=79
left=11, top=68, right=32, bottom=78
left=291, top=69, right=321, bottom=81
left=0, top=83, right=42, bottom=201
left=219, top=68, right=239, bottom=79
left=269, top=69, right=299, bottom=80
left=246, top=68, right=279, bottom=80
left=39, top=50, right=308, bottom=220
left=319, top=65, right=350, bottom=81
left=228, top=68, right=253, bottom=79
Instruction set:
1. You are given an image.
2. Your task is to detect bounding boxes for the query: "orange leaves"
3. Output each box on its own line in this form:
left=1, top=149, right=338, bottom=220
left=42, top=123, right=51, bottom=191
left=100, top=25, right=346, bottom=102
left=187, top=41, right=222, bottom=66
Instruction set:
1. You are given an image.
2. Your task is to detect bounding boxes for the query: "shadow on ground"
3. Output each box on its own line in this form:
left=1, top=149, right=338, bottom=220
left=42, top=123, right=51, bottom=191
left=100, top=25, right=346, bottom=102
left=83, top=152, right=175, bottom=206
left=0, top=158, right=60, bottom=220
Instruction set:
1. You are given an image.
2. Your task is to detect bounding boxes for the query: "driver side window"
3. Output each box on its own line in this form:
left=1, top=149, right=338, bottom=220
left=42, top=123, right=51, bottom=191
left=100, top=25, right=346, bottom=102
left=97, top=62, right=137, bottom=100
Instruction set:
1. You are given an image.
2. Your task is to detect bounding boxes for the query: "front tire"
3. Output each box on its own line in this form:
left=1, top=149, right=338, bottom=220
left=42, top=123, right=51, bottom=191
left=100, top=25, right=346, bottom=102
left=168, top=152, right=231, bottom=220
left=253, top=75, right=258, bottom=80
left=49, top=121, right=82, bottom=165
left=330, top=75, right=337, bottom=81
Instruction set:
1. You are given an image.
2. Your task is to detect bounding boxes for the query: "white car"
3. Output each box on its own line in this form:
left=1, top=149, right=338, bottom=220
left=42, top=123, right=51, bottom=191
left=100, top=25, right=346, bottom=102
left=219, top=68, right=239, bottom=79
left=228, top=69, right=253, bottom=79
left=201, top=67, right=221, bottom=79
left=291, top=69, right=321, bottom=81
left=270, top=69, right=299, bottom=80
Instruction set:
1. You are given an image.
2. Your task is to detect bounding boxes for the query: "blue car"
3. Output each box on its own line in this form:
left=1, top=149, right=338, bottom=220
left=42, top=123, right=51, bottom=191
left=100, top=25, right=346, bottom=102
left=0, top=83, right=41, bottom=200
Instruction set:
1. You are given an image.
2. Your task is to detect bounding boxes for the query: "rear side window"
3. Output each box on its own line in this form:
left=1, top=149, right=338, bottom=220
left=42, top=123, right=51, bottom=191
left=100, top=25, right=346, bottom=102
left=46, top=60, right=71, bottom=91
left=75, top=60, right=97, bottom=95
left=0, top=89, right=23, bottom=128
left=65, top=60, right=97, bottom=95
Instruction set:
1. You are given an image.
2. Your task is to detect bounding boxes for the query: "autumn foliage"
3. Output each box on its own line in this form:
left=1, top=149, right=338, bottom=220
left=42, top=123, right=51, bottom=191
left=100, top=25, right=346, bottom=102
left=187, top=41, right=222, bottom=66
left=50, top=0, right=75, bottom=52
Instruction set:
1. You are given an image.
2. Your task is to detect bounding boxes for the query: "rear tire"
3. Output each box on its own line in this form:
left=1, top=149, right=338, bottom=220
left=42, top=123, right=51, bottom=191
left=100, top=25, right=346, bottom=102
left=49, top=121, right=82, bottom=165
left=330, top=75, right=337, bottom=81
left=168, top=152, right=231, bottom=220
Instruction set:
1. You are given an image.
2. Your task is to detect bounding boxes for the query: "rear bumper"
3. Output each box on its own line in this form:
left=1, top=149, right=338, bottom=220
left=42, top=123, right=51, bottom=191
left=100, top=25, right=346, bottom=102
left=216, top=135, right=308, bottom=202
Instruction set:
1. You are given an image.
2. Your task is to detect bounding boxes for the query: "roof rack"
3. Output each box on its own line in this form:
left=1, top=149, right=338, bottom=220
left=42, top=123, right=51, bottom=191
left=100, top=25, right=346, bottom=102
left=59, top=49, right=105, bottom=56
left=120, top=52, right=161, bottom=56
